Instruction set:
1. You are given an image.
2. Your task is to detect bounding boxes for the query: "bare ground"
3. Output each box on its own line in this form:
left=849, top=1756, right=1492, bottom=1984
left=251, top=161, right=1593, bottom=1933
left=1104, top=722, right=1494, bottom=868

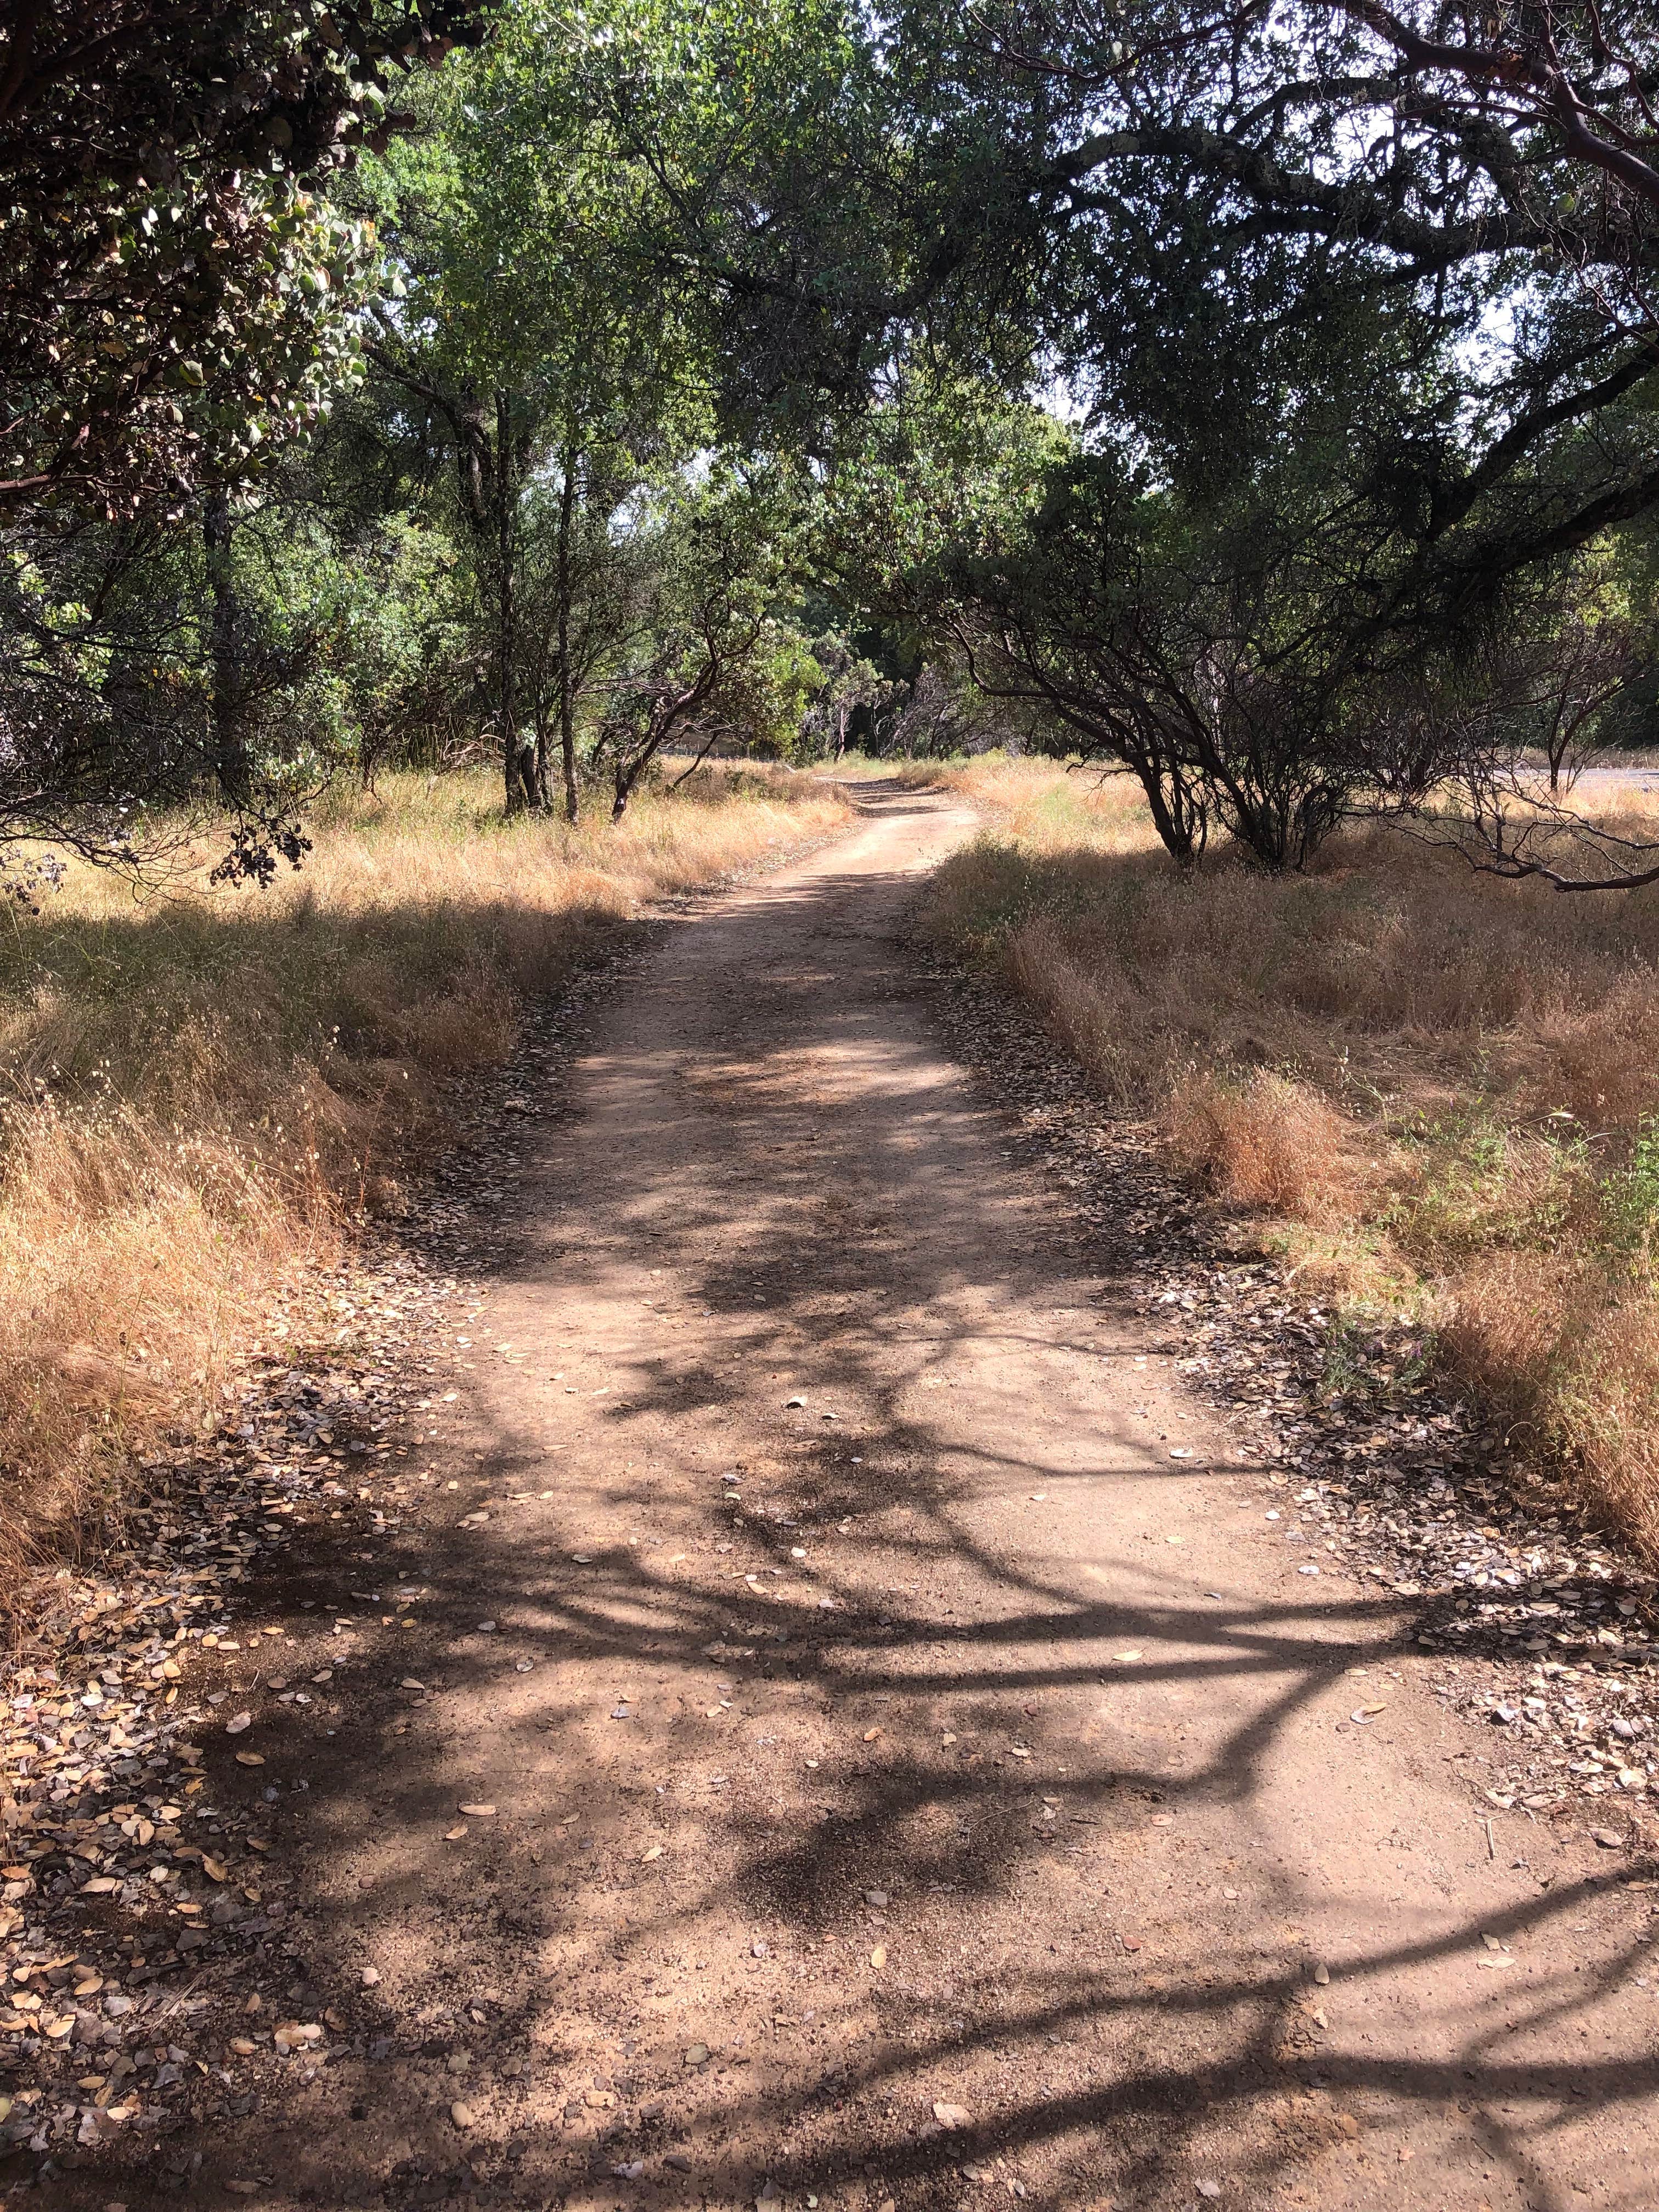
left=48, top=782, right=1659, bottom=2212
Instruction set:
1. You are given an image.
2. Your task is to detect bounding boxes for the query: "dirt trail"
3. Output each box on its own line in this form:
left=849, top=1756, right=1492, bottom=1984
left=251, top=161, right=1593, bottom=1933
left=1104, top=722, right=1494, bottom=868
left=76, top=783, right=1659, bottom=2212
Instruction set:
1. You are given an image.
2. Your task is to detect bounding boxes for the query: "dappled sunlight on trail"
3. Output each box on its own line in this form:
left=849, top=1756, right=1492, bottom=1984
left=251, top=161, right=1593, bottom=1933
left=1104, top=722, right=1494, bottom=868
left=64, top=783, right=1659, bottom=2212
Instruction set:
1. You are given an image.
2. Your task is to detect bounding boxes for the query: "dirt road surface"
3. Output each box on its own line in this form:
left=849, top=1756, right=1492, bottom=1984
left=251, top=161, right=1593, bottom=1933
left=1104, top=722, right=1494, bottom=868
left=72, top=785, right=1659, bottom=2212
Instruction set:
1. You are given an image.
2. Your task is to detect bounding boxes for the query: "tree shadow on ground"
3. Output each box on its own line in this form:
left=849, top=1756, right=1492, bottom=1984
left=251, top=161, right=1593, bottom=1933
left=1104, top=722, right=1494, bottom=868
left=46, top=786, right=1659, bottom=2212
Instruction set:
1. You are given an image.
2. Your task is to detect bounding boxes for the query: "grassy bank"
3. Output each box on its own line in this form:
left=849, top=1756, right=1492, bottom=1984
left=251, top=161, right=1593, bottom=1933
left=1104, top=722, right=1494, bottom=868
left=1, top=762, right=850, bottom=1584
left=916, top=755, right=1659, bottom=1561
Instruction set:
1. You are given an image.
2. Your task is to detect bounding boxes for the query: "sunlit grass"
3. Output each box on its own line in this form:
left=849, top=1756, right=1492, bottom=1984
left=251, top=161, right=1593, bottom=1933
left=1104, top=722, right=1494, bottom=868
left=0, top=763, right=851, bottom=1589
left=918, top=769, right=1659, bottom=1560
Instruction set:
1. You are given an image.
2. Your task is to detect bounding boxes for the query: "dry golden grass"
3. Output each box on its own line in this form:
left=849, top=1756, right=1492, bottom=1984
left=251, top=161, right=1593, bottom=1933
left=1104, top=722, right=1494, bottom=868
left=917, top=759, right=1659, bottom=1560
left=0, top=761, right=850, bottom=1584
left=836, top=749, right=1142, bottom=828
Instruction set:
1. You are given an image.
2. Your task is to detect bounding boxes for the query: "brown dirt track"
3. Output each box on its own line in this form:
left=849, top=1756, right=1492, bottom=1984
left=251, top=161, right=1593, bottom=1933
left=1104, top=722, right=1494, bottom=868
left=64, top=781, right=1659, bottom=2212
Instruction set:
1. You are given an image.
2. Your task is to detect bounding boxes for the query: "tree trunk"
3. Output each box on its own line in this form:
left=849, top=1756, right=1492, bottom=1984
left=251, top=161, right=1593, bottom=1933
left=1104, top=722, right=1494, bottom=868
left=496, top=394, right=529, bottom=816
left=612, top=713, right=664, bottom=824
left=1124, top=742, right=1206, bottom=867
left=556, top=439, right=579, bottom=823
left=203, top=490, right=246, bottom=802
left=499, top=552, right=526, bottom=813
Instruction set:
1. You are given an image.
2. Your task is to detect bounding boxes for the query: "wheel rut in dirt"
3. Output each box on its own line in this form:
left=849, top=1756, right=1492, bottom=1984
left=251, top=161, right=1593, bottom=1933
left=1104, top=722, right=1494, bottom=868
left=67, top=783, right=1659, bottom=2212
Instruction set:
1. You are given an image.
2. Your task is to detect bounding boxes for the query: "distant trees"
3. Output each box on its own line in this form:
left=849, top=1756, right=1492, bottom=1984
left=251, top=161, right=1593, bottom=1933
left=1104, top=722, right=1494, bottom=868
left=0, top=0, right=838, bottom=847
left=821, top=385, right=1381, bottom=866
left=0, top=507, right=329, bottom=887
left=740, top=0, right=1659, bottom=871
left=811, top=349, right=1659, bottom=871
left=590, top=470, right=823, bottom=816
left=361, top=4, right=718, bottom=813
left=801, top=635, right=899, bottom=760
left=5, top=0, right=1658, bottom=874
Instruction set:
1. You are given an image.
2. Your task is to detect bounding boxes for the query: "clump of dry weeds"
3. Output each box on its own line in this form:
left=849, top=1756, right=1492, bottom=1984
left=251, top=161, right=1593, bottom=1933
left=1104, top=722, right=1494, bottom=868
left=0, top=763, right=849, bottom=1583
left=918, top=762, right=1659, bottom=1561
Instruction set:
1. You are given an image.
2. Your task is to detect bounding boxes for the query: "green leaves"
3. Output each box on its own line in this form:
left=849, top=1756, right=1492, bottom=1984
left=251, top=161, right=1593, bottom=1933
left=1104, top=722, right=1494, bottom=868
left=0, top=0, right=492, bottom=518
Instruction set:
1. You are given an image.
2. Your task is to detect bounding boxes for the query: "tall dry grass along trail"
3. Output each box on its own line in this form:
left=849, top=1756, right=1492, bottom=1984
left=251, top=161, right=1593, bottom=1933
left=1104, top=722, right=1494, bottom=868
left=15, top=775, right=1655, bottom=2212
left=915, top=755, right=1659, bottom=1567
left=0, top=763, right=851, bottom=1592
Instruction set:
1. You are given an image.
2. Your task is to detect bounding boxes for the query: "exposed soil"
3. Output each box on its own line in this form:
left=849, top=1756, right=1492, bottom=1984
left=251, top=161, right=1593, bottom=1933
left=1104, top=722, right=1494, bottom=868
left=918, top=956, right=1659, bottom=1818
left=20, top=782, right=1659, bottom=2212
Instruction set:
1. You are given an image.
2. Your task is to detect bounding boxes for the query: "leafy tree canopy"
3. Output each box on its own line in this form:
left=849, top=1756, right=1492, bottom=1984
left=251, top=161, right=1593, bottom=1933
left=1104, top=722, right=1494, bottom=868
left=572, top=2, right=1659, bottom=624
left=0, top=0, right=493, bottom=518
